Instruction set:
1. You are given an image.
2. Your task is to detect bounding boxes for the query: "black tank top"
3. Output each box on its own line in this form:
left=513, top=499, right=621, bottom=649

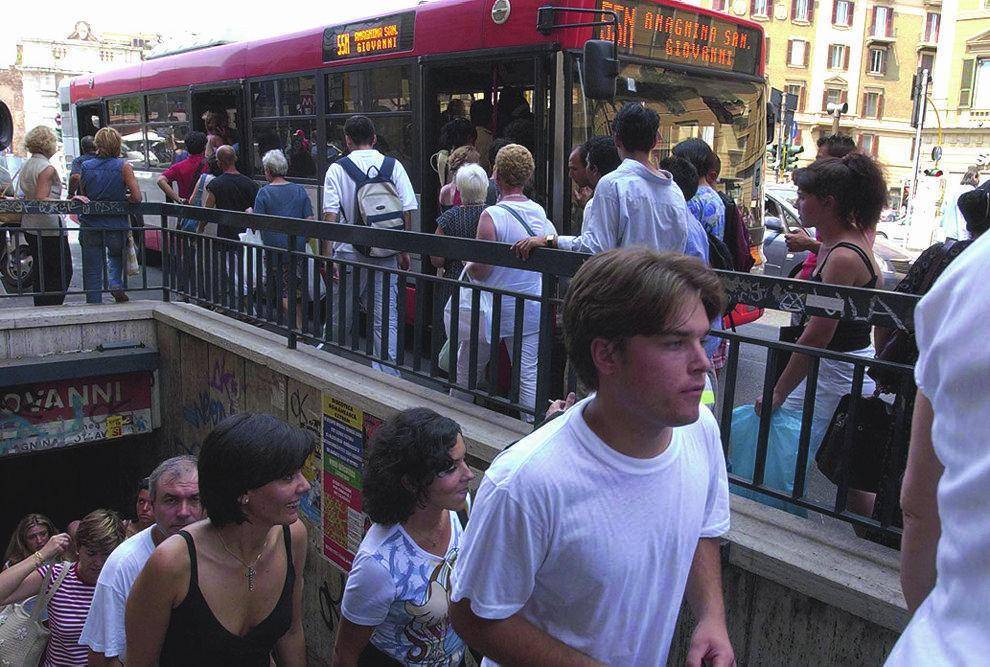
left=159, top=526, right=295, bottom=666
left=810, top=242, right=878, bottom=352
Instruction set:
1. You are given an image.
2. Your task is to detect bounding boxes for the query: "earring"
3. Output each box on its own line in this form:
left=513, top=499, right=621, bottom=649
left=240, top=497, right=249, bottom=505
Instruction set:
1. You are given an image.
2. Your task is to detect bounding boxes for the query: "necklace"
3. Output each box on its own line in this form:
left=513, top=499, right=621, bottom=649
left=216, top=529, right=268, bottom=591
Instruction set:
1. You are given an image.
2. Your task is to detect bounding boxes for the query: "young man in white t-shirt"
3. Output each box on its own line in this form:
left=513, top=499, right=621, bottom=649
left=80, top=456, right=203, bottom=665
left=321, top=115, right=418, bottom=377
left=450, top=248, right=734, bottom=666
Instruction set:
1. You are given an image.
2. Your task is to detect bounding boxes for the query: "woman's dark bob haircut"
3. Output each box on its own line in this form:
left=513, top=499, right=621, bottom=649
left=792, top=152, right=887, bottom=231
left=363, top=408, right=462, bottom=526
left=199, top=413, right=314, bottom=527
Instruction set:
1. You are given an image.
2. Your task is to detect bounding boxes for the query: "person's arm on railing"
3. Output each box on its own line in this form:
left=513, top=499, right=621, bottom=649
left=465, top=211, right=496, bottom=280
left=430, top=226, right=447, bottom=271
left=398, top=210, right=412, bottom=271
left=123, top=164, right=142, bottom=204
left=156, top=175, right=185, bottom=204
left=899, top=393, right=942, bottom=614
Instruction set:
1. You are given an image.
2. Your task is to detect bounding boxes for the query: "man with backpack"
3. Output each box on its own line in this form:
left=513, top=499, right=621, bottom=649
left=321, top=115, right=417, bottom=377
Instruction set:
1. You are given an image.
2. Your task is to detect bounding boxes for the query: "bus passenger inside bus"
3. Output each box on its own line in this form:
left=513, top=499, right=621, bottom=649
left=191, top=89, right=244, bottom=169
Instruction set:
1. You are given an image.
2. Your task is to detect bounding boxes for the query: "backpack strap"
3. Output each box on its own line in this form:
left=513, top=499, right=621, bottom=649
left=496, top=203, right=537, bottom=237
left=376, top=156, right=395, bottom=181
left=336, top=156, right=368, bottom=187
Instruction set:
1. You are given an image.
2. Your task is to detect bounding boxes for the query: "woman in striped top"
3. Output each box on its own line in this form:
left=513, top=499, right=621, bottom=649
left=0, top=510, right=124, bottom=666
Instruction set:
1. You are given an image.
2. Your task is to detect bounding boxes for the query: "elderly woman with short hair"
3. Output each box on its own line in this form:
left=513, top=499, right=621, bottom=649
left=78, top=127, right=143, bottom=304
left=252, top=149, right=315, bottom=327
left=460, top=145, right=556, bottom=421
left=18, top=125, right=73, bottom=305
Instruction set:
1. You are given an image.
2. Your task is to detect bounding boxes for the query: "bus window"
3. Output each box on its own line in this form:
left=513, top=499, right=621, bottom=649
left=76, top=103, right=104, bottom=141
left=250, top=76, right=318, bottom=178
left=191, top=88, right=243, bottom=167
left=324, top=116, right=413, bottom=176
left=108, top=96, right=146, bottom=167
left=145, top=92, right=190, bottom=167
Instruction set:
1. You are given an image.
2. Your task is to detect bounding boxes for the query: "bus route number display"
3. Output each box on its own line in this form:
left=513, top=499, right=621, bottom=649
left=597, top=1, right=762, bottom=76
left=323, top=12, right=415, bottom=62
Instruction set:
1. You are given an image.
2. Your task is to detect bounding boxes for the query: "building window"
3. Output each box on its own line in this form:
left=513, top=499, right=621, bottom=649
left=785, top=83, right=806, bottom=112
left=833, top=0, right=853, bottom=27
left=973, top=59, right=990, bottom=109
left=871, top=5, right=893, bottom=38
left=924, top=12, right=940, bottom=42
left=822, top=87, right=846, bottom=111
left=751, top=0, right=770, bottom=18
left=791, top=0, right=812, bottom=21
left=868, top=48, right=887, bottom=75
left=828, top=44, right=849, bottom=70
left=787, top=39, right=809, bottom=67
left=859, top=133, right=879, bottom=156
left=918, top=53, right=935, bottom=73
left=862, top=91, right=884, bottom=118
left=713, top=0, right=727, bottom=10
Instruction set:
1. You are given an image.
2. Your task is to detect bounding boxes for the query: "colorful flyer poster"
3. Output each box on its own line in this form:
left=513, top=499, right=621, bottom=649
left=322, top=394, right=377, bottom=572
left=288, top=383, right=322, bottom=528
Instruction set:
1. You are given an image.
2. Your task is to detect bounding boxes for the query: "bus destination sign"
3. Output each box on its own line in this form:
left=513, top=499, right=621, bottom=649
left=597, top=1, right=762, bottom=76
left=323, top=12, right=415, bottom=62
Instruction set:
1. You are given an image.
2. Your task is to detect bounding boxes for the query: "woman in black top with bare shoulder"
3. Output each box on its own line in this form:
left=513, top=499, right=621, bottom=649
left=125, top=414, right=313, bottom=666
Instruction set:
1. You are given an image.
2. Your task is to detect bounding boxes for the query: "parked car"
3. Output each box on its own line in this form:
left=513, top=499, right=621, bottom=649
left=762, top=190, right=912, bottom=288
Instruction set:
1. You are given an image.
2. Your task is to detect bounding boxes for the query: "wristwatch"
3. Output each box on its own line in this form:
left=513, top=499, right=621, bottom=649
left=545, top=234, right=557, bottom=249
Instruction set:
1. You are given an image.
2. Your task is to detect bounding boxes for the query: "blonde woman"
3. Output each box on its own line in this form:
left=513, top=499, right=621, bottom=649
left=3, top=513, right=58, bottom=569
left=0, top=510, right=124, bottom=666
left=19, top=125, right=73, bottom=305
left=77, top=127, right=142, bottom=304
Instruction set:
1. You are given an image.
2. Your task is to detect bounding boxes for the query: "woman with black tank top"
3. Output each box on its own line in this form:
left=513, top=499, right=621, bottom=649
left=125, top=414, right=313, bottom=666
left=729, top=153, right=886, bottom=514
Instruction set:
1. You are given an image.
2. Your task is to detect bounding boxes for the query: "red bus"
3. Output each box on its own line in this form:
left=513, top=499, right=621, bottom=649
left=60, top=0, right=767, bottom=255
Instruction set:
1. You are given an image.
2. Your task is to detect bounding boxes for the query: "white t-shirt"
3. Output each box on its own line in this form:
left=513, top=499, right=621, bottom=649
left=341, top=512, right=466, bottom=665
left=451, top=397, right=730, bottom=666
left=321, top=149, right=417, bottom=256
left=78, top=526, right=156, bottom=660
left=886, top=232, right=990, bottom=666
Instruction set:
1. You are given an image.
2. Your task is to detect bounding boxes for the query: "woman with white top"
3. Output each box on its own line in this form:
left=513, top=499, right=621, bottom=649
left=332, top=408, right=475, bottom=666
left=459, top=144, right=556, bottom=422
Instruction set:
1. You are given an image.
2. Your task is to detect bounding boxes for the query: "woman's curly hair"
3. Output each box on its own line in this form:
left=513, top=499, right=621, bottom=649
left=362, top=408, right=462, bottom=525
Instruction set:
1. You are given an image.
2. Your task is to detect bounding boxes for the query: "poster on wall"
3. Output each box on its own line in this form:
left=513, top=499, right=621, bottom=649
left=321, top=394, right=383, bottom=572
left=288, top=382, right=323, bottom=529
left=1, top=372, right=155, bottom=457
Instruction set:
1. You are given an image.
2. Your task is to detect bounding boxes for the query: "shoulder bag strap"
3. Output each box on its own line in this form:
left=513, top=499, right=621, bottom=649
left=31, top=562, right=70, bottom=623
left=496, top=203, right=537, bottom=237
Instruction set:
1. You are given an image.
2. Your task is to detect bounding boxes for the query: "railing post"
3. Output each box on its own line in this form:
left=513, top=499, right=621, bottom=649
left=286, top=235, right=298, bottom=350
left=160, top=213, right=171, bottom=303
left=534, top=271, right=557, bottom=426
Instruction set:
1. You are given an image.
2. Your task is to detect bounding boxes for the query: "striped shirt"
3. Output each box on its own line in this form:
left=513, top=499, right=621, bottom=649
left=37, top=562, right=95, bottom=666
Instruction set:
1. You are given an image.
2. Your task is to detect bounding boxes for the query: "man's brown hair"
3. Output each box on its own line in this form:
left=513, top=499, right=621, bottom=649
left=563, top=248, right=726, bottom=390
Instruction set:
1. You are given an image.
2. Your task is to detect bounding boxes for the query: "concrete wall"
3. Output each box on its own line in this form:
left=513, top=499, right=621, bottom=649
left=0, top=302, right=909, bottom=665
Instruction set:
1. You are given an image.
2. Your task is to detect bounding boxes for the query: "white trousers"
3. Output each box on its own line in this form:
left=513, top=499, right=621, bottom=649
left=450, top=331, right=539, bottom=422
left=331, top=252, right=400, bottom=377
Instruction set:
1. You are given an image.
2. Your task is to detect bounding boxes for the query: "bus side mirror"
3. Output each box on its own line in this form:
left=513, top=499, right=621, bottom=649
left=583, top=40, right=618, bottom=101
left=0, top=101, right=12, bottom=153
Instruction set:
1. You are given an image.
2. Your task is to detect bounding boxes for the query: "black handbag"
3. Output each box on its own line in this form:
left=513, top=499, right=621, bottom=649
left=816, top=393, right=893, bottom=492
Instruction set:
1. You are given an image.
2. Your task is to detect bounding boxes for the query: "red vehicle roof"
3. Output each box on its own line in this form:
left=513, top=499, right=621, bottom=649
left=70, top=0, right=763, bottom=103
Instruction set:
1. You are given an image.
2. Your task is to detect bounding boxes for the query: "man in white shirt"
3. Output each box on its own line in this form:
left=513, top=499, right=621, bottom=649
left=80, top=456, right=203, bottom=665
left=450, top=248, right=734, bottom=666
left=888, top=231, right=990, bottom=665
left=322, top=115, right=417, bottom=377
left=512, top=103, right=690, bottom=258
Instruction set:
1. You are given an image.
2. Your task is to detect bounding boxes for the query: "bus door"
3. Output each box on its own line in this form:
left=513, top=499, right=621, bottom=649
left=75, top=102, right=106, bottom=143
left=190, top=83, right=246, bottom=171
left=419, top=51, right=556, bottom=233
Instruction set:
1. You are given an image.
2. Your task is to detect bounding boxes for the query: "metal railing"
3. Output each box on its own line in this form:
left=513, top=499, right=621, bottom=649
left=1, top=199, right=922, bottom=540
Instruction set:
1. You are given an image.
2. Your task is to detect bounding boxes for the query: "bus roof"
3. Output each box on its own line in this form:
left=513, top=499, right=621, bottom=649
left=69, top=0, right=763, bottom=103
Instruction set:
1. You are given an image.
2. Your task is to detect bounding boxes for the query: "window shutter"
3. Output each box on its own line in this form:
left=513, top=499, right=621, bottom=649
left=861, top=92, right=867, bottom=116
left=766, top=37, right=771, bottom=64
left=877, top=93, right=884, bottom=119
left=840, top=89, right=848, bottom=105
left=804, top=42, right=810, bottom=66
left=872, top=135, right=879, bottom=157
left=880, top=49, right=888, bottom=75
left=750, top=0, right=757, bottom=15
left=809, top=0, right=815, bottom=21
left=960, top=58, right=976, bottom=108
left=791, top=0, right=797, bottom=19
left=886, top=9, right=894, bottom=37
left=800, top=86, right=806, bottom=111
left=787, top=40, right=793, bottom=64
left=822, top=90, right=829, bottom=111
left=848, top=2, right=855, bottom=25
left=844, top=46, right=850, bottom=70
left=869, top=7, right=876, bottom=34
left=832, top=0, right=838, bottom=24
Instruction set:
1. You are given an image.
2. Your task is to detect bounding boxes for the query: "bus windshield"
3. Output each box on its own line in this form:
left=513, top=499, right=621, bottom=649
left=572, top=60, right=766, bottom=229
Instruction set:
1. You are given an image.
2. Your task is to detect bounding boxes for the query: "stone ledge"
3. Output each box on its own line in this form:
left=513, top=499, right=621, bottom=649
left=0, top=302, right=156, bottom=330
left=726, top=494, right=908, bottom=632
left=151, top=302, right=528, bottom=464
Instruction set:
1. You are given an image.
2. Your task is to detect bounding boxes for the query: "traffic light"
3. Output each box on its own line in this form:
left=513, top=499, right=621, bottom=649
left=923, top=168, right=944, bottom=177
left=784, top=144, right=804, bottom=171
left=766, top=144, right=779, bottom=168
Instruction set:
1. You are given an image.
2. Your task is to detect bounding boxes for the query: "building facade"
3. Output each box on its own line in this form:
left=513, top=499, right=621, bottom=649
left=689, top=0, right=940, bottom=205
left=4, top=21, right=159, bottom=160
